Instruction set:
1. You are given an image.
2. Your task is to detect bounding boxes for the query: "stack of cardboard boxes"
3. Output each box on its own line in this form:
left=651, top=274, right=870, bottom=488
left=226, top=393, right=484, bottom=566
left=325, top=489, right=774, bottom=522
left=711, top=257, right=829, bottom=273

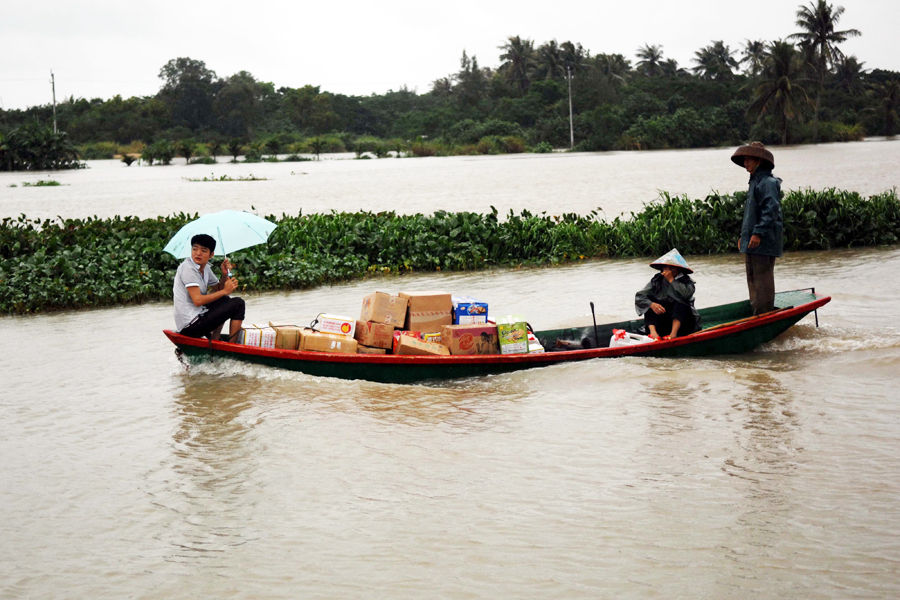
left=236, top=290, right=542, bottom=356
left=356, top=291, right=406, bottom=354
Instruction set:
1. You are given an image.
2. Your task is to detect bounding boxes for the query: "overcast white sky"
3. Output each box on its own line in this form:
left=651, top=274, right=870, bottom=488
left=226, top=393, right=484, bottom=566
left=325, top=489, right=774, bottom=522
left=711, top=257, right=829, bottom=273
left=1, top=0, right=896, bottom=110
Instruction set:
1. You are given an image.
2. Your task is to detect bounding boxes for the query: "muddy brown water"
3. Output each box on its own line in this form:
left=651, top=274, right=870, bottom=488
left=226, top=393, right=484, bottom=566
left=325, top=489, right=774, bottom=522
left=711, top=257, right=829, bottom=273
left=1, top=141, right=899, bottom=598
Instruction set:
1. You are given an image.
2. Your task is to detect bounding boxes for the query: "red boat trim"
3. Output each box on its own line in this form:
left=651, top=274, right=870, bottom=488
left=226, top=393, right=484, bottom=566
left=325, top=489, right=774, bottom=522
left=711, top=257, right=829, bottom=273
left=164, top=294, right=831, bottom=366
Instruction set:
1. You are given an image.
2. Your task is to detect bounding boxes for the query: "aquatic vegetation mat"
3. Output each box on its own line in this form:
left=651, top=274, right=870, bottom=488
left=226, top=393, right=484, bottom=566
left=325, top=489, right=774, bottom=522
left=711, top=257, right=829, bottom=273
left=0, top=188, right=897, bottom=313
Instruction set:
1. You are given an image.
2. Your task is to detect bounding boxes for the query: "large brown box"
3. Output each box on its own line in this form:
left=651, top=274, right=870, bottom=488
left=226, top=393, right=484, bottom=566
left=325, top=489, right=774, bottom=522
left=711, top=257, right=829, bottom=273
left=360, top=292, right=407, bottom=328
left=354, top=320, right=394, bottom=349
left=268, top=323, right=302, bottom=350
left=395, top=335, right=450, bottom=356
left=441, top=324, right=501, bottom=355
left=299, top=329, right=358, bottom=354
left=399, top=291, right=452, bottom=332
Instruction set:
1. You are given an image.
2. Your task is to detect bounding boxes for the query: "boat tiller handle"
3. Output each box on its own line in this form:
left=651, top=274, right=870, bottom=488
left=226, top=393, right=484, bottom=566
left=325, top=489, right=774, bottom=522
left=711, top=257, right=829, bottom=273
left=590, top=301, right=600, bottom=347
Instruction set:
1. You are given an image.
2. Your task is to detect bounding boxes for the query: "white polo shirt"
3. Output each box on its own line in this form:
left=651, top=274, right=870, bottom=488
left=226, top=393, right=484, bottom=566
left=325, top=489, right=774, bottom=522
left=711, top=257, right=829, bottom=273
left=172, top=258, right=219, bottom=331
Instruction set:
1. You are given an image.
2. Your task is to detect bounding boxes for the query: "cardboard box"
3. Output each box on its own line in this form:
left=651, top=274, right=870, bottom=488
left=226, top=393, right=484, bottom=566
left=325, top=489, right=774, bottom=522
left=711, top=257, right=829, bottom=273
left=452, top=296, right=489, bottom=324
left=441, top=324, right=500, bottom=355
left=399, top=291, right=452, bottom=332
left=357, top=345, right=388, bottom=355
left=496, top=316, right=529, bottom=355
left=299, top=329, right=358, bottom=354
left=238, top=325, right=260, bottom=346
left=395, top=335, right=451, bottom=356
left=268, top=323, right=301, bottom=350
left=312, top=313, right=356, bottom=338
left=392, top=330, right=422, bottom=354
left=239, top=323, right=276, bottom=348
left=354, top=320, right=394, bottom=349
left=360, top=292, right=407, bottom=328
left=259, top=326, right=276, bottom=349
left=526, top=330, right=545, bottom=354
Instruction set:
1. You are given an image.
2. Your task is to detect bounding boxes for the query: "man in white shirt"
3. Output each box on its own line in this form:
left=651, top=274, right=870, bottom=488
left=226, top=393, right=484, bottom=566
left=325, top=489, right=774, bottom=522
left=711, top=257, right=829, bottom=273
left=172, top=234, right=245, bottom=341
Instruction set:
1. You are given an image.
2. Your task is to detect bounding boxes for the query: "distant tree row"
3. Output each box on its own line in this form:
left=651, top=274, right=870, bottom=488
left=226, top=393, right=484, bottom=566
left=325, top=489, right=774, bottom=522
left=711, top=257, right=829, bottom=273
left=1, top=1, right=897, bottom=170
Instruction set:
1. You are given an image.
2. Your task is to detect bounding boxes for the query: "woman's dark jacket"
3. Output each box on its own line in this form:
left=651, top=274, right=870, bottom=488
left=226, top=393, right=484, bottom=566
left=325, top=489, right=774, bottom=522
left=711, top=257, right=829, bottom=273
left=635, top=272, right=700, bottom=325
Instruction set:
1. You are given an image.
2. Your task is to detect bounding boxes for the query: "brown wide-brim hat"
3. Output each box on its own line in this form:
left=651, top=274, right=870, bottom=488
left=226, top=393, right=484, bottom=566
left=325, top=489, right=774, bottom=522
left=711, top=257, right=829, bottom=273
left=731, top=142, right=774, bottom=170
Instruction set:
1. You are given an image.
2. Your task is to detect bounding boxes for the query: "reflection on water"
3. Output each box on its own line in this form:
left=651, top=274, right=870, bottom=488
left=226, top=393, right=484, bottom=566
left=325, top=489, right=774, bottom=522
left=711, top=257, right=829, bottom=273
left=151, top=374, right=262, bottom=563
left=726, top=368, right=798, bottom=480
left=725, top=367, right=804, bottom=588
left=171, top=374, right=257, bottom=484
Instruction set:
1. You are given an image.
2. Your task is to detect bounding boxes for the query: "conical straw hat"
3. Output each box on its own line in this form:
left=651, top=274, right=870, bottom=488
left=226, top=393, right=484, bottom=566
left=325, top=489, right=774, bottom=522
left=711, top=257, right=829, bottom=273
left=649, top=248, right=693, bottom=274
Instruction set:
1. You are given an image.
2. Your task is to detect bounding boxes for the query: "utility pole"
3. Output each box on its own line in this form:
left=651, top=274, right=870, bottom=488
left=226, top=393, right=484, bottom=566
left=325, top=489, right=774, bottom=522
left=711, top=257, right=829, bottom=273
left=50, top=70, right=58, bottom=133
left=567, top=65, right=574, bottom=150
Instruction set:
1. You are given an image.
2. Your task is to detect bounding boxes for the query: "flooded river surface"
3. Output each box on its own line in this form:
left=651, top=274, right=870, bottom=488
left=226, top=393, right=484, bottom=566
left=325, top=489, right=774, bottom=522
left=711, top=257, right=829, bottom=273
left=2, top=142, right=899, bottom=598
left=1, top=138, right=899, bottom=220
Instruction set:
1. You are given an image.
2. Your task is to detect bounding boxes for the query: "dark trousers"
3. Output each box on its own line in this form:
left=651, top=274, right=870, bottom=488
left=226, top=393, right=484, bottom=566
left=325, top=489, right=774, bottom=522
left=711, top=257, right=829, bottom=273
left=180, top=296, right=245, bottom=338
left=643, top=299, right=697, bottom=337
left=745, top=254, right=776, bottom=315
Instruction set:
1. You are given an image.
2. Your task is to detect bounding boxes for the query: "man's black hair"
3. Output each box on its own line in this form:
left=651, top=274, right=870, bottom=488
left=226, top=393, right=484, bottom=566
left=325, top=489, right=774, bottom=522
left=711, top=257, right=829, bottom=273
left=191, top=234, right=216, bottom=253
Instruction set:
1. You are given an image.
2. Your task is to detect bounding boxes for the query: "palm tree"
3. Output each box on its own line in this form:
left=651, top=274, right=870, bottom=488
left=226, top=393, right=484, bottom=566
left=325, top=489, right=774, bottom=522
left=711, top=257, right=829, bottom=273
left=1, top=123, right=80, bottom=171
left=867, top=78, right=899, bottom=136
left=535, top=40, right=565, bottom=80
left=789, top=0, right=861, bottom=140
left=741, top=40, right=767, bottom=77
left=636, top=44, right=664, bottom=77
left=560, top=41, right=587, bottom=74
left=498, top=35, right=536, bottom=94
left=661, top=59, right=685, bottom=78
left=747, top=41, right=813, bottom=145
left=430, top=77, right=453, bottom=97
left=208, top=139, right=223, bottom=161
left=177, top=140, right=195, bottom=164
left=0, top=133, right=12, bottom=171
left=593, top=53, right=631, bottom=83
left=309, top=137, right=326, bottom=160
left=227, top=139, right=243, bottom=162
left=692, top=41, right=739, bottom=80
left=265, top=138, right=283, bottom=159
left=833, top=55, right=866, bottom=94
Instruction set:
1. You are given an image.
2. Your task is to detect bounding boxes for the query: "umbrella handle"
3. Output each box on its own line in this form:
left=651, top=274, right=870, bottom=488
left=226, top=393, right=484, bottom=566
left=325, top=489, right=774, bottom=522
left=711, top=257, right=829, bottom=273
left=217, top=225, right=233, bottom=277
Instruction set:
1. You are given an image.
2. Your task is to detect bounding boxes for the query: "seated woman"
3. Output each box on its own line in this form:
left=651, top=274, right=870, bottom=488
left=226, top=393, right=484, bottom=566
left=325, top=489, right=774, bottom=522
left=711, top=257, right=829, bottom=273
left=634, top=249, right=700, bottom=340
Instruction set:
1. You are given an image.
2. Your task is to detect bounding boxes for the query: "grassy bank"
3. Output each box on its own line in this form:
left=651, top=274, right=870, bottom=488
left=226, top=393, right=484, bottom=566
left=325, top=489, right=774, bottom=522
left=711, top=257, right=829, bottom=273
left=1, top=188, right=897, bottom=314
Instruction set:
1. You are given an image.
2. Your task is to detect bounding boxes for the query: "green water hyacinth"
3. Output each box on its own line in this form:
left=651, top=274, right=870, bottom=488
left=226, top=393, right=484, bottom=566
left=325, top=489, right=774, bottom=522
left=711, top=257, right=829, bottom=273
left=0, top=189, right=897, bottom=314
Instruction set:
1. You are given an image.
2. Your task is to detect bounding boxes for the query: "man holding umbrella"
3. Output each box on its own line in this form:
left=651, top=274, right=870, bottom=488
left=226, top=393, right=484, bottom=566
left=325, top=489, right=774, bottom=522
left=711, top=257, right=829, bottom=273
left=172, top=233, right=245, bottom=341
left=166, top=210, right=276, bottom=342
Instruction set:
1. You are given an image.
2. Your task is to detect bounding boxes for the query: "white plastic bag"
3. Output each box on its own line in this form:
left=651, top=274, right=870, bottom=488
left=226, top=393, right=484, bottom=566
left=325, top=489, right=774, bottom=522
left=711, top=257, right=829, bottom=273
left=609, top=329, right=654, bottom=348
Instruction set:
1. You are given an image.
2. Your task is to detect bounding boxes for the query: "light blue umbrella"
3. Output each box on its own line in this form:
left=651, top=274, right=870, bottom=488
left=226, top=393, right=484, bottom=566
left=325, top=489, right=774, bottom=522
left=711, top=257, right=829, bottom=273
left=163, top=210, right=277, bottom=261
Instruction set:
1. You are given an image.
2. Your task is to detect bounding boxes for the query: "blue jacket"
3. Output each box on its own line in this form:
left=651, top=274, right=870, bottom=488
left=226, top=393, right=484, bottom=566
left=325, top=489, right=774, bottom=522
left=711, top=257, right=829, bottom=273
left=740, top=167, right=783, bottom=257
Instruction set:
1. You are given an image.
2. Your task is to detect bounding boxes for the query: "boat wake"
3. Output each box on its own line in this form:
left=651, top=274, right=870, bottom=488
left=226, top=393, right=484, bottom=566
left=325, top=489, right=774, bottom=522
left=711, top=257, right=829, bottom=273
left=759, top=322, right=900, bottom=355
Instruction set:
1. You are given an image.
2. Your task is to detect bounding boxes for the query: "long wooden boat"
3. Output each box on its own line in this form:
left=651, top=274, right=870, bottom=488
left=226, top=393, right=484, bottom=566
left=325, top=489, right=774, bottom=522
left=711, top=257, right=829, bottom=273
left=164, top=288, right=830, bottom=384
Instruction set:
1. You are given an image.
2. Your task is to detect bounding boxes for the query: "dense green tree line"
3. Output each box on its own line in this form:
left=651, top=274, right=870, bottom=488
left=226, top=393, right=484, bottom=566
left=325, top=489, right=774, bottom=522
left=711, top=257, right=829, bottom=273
left=1, top=1, right=897, bottom=170
left=1, top=188, right=897, bottom=314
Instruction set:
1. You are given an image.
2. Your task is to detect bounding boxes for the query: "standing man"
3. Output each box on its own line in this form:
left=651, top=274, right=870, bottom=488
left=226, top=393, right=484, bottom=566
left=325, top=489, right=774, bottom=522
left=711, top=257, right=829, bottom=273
left=731, top=141, right=783, bottom=315
left=173, top=233, right=245, bottom=341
